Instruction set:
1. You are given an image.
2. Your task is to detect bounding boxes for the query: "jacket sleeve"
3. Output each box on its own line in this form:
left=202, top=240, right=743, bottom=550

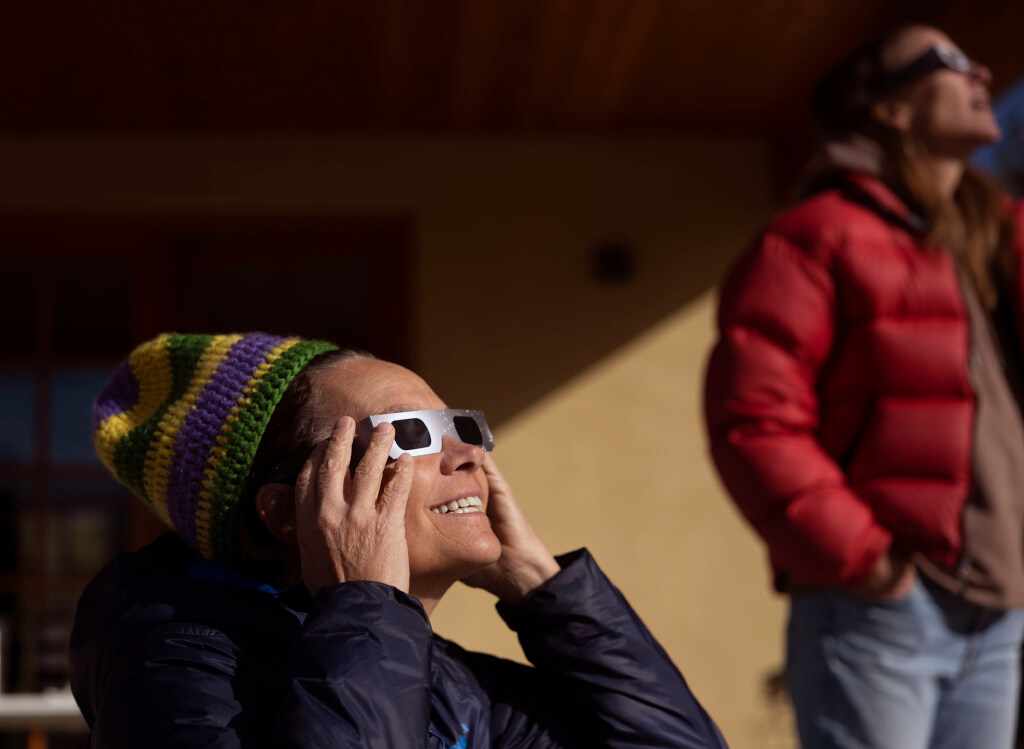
left=271, top=582, right=434, bottom=748
left=704, top=229, right=892, bottom=585
left=90, top=582, right=434, bottom=748
left=484, top=549, right=727, bottom=749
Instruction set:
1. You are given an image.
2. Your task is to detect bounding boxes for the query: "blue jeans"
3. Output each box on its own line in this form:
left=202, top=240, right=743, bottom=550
left=786, top=578, right=1024, bottom=749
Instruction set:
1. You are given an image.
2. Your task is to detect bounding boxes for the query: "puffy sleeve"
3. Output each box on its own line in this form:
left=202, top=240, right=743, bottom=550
left=704, top=229, right=892, bottom=585
left=272, top=583, right=435, bottom=747
left=468, top=549, right=727, bottom=749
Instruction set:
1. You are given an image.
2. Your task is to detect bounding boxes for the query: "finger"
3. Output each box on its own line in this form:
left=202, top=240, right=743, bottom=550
left=316, top=417, right=356, bottom=511
left=351, top=422, right=395, bottom=508
left=481, top=453, right=507, bottom=487
left=480, top=454, right=513, bottom=507
left=294, top=438, right=328, bottom=536
left=296, top=437, right=329, bottom=508
left=377, top=452, right=413, bottom=517
left=480, top=454, right=533, bottom=530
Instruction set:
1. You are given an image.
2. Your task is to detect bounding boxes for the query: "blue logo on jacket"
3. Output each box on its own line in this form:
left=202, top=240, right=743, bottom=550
left=428, top=721, right=468, bottom=749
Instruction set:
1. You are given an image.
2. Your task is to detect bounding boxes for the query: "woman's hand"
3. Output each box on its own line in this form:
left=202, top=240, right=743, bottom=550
left=849, top=550, right=917, bottom=603
left=461, top=454, right=560, bottom=604
left=294, top=417, right=414, bottom=597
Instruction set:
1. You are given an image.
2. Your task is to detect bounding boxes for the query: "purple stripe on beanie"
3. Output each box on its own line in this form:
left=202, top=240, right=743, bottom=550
left=164, top=334, right=288, bottom=543
left=92, top=361, right=140, bottom=430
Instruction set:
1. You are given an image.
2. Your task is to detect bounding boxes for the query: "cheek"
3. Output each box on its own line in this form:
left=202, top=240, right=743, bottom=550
left=404, top=471, right=432, bottom=519
left=924, top=81, right=972, bottom=121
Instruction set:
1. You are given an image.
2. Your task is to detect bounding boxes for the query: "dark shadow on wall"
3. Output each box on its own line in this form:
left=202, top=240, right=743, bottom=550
left=431, top=216, right=758, bottom=428
left=0, top=132, right=777, bottom=432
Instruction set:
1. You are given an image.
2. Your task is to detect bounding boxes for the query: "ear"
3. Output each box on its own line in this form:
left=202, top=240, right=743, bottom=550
left=254, top=483, right=297, bottom=543
left=871, top=98, right=912, bottom=132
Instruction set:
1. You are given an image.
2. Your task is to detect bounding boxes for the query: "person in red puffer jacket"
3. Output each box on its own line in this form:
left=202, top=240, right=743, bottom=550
left=705, top=24, right=1024, bottom=749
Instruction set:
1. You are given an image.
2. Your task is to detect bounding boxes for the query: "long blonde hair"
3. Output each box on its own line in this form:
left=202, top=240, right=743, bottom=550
left=812, top=25, right=1018, bottom=309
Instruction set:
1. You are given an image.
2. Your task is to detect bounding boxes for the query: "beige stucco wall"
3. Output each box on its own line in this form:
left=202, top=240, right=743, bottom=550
left=431, top=293, right=795, bottom=749
left=0, top=134, right=792, bottom=746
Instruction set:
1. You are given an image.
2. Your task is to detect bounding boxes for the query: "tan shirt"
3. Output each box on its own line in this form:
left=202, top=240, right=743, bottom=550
left=917, top=263, right=1024, bottom=609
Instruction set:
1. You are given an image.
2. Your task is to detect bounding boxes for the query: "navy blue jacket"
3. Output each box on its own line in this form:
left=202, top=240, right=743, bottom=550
left=69, top=533, right=726, bottom=748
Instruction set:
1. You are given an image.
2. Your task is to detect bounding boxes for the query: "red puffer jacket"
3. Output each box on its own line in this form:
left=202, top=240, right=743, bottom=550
left=705, top=171, right=1024, bottom=588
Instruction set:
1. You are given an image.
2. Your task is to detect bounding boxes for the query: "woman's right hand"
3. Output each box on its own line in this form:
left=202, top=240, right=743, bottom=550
left=293, top=417, right=414, bottom=597
left=849, top=550, right=917, bottom=603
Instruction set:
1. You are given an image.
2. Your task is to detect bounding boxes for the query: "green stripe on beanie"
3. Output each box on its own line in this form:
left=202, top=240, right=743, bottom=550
left=202, top=339, right=339, bottom=561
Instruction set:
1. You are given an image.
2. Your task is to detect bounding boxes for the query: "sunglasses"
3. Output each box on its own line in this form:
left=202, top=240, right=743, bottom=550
left=872, top=42, right=978, bottom=94
left=262, top=409, right=493, bottom=485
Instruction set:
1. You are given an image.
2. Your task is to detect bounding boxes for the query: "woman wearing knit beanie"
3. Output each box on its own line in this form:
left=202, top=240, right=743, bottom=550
left=69, top=332, right=726, bottom=749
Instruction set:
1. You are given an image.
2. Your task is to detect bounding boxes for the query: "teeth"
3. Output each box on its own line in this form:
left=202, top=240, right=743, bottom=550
left=430, top=496, right=484, bottom=514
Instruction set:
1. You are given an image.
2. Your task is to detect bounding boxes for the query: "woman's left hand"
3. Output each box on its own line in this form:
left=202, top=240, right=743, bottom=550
left=461, top=454, right=561, bottom=604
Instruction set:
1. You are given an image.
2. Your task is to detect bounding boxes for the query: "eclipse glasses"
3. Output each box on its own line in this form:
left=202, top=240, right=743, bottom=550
left=872, top=42, right=978, bottom=94
left=263, top=409, right=493, bottom=485
left=354, top=409, right=494, bottom=462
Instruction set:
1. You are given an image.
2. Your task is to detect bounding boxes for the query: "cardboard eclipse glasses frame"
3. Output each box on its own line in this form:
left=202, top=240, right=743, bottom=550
left=354, top=409, right=494, bottom=461
left=264, top=409, right=494, bottom=484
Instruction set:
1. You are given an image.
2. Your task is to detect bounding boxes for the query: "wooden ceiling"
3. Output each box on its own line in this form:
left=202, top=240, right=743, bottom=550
left=2, top=0, right=1023, bottom=134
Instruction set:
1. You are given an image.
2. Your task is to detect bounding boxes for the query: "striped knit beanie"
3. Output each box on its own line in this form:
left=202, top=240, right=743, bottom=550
left=92, top=333, right=338, bottom=562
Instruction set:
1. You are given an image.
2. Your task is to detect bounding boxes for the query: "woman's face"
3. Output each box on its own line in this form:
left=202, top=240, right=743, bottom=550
left=880, top=26, right=999, bottom=156
left=312, top=357, right=502, bottom=597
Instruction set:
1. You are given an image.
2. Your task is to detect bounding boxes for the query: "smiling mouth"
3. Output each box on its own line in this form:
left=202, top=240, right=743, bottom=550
left=430, top=496, right=484, bottom=515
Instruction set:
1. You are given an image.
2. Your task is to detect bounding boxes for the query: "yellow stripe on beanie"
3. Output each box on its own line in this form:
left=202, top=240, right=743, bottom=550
left=142, top=335, right=243, bottom=525
left=93, top=333, right=174, bottom=475
left=195, top=337, right=301, bottom=559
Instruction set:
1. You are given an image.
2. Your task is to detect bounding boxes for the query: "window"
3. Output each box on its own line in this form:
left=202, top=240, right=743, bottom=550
left=0, top=215, right=412, bottom=704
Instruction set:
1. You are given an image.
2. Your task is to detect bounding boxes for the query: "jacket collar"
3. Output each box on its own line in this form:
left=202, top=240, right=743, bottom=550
left=806, top=132, right=930, bottom=234
left=842, top=171, right=930, bottom=234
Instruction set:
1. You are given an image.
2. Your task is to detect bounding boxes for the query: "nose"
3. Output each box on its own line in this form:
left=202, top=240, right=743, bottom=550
left=439, top=434, right=485, bottom=475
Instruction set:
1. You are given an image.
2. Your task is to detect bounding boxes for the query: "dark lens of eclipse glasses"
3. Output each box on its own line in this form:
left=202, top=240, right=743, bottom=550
left=392, top=418, right=431, bottom=450
left=453, top=415, right=484, bottom=445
